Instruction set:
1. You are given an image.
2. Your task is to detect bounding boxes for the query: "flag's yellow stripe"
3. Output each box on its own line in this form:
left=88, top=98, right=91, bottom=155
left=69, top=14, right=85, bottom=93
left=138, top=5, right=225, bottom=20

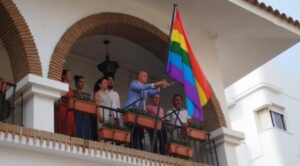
left=171, top=29, right=188, bottom=52
left=195, top=81, right=208, bottom=106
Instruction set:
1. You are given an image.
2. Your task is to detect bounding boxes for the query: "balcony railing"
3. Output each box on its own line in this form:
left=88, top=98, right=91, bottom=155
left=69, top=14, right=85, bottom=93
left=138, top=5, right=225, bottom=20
left=54, top=96, right=219, bottom=166
left=0, top=87, right=219, bottom=166
left=0, top=82, right=22, bottom=126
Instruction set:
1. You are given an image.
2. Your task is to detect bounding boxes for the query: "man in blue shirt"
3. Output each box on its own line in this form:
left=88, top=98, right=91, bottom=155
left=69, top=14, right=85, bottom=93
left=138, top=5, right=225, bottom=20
left=124, top=70, right=167, bottom=149
left=124, top=71, right=167, bottom=109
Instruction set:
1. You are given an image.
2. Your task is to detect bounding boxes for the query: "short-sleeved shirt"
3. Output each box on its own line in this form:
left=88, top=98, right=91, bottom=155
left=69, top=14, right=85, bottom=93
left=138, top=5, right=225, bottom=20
left=165, top=108, right=190, bottom=126
left=107, top=90, right=120, bottom=109
left=146, top=104, right=164, bottom=118
left=73, top=90, right=90, bottom=101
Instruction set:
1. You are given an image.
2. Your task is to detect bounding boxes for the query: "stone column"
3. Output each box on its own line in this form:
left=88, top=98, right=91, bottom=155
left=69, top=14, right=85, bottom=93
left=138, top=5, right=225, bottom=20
left=210, top=127, right=245, bottom=166
left=7, top=74, right=68, bottom=132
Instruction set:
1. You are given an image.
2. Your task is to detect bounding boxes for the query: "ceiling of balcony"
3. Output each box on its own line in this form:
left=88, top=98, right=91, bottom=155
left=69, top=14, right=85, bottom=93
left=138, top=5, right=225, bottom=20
left=68, top=0, right=300, bottom=87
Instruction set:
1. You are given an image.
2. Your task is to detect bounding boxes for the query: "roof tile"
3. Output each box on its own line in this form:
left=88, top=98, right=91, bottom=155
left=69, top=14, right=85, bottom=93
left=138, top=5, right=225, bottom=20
left=245, top=0, right=300, bottom=29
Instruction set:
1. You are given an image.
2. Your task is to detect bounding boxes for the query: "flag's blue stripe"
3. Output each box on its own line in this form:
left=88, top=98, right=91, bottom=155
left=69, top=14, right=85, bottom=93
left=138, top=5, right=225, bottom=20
left=185, top=97, right=194, bottom=117
left=168, top=51, right=196, bottom=86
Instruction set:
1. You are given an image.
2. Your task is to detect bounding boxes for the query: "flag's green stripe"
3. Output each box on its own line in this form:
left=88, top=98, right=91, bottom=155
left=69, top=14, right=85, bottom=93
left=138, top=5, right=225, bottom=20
left=170, top=41, right=190, bottom=66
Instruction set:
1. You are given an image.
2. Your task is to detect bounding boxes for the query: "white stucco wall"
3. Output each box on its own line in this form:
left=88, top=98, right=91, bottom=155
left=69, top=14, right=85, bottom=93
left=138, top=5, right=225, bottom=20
left=0, top=146, right=109, bottom=166
left=0, top=140, right=139, bottom=166
left=226, top=63, right=300, bottom=166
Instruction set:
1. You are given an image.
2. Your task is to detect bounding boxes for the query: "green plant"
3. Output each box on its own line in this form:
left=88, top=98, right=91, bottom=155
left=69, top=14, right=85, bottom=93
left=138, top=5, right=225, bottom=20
left=103, top=121, right=130, bottom=131
left=103, top=122, right=115, bottom=129
left=72, top=91, right=91, bottom=101
left=123, top=125, right=131, bottom=132
left=126, top=107, right=157, bottom=118
left=126, top=107, right=139, bottom=113
left=189, top=120, right=204, bottom=130
left=170, top=137, right=191, bottom=147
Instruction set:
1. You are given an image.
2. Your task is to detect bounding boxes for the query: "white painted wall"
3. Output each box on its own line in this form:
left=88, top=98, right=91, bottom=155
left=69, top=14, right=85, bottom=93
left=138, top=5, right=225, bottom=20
left=225, top=63, right=300, bottom=166
left=0, top=142, right=134, bottom=166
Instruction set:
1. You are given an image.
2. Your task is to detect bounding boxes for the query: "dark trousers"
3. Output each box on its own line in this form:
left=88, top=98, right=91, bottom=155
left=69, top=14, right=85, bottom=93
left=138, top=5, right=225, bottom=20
left=149, top=127, right=168, bottom=154
left=130, top=126, right=144, bottom=150
left=0, top=92, right=10, bottom=121
left=90, top=115, right=98, bottom=141
left=75, top=112, right=92, bottom=139
left=0, top=92, right=5, bottom=120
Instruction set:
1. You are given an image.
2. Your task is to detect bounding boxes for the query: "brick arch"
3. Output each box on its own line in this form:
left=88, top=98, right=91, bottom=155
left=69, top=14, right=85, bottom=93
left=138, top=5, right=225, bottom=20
left=48, top=12, right=226, bottom=130
left=0, top=0, right=42, bottom=82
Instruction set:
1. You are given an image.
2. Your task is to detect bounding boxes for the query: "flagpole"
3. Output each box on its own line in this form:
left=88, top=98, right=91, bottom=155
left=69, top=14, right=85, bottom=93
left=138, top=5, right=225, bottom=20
left=149, top=4, right=178, bottom=153
left=165, top=4, right=178, bottom=63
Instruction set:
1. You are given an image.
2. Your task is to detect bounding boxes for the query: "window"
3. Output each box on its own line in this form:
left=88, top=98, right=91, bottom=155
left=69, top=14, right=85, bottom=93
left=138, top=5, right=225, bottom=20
left=270, top=111, right=286, bottom=130
left=256, top=105, right=286, bottom=132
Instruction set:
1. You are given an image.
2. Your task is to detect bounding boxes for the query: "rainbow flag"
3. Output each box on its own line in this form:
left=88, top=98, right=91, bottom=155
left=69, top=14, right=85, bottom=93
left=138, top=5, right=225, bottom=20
left=166, top=8, right=212, bottom=121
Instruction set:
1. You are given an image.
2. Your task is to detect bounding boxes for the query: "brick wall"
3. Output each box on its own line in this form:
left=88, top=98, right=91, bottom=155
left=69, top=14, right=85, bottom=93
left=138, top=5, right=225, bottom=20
left=0, top=0, right=42, bottom=82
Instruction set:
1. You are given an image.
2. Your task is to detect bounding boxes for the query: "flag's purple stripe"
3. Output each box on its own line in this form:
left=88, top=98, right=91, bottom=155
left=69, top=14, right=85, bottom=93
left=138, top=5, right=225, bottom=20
left=166, top=63, right=201, bottom=109
left=168, top=51, right=195, bottom=86
left=183, top=80, right=201, bottom=108
left=166, top=63, right=184, bottom=83
left=192, top=107, right=204, bottom=121
left=186, top=98, right=203, bottom=121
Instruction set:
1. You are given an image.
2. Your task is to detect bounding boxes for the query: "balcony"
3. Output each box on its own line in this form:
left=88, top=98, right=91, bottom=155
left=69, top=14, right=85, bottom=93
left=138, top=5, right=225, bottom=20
left=0, top=84, right=220, bottom=166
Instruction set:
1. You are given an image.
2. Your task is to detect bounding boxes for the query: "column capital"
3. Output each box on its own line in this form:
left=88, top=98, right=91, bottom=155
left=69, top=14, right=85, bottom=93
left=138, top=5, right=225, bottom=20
left=210, top=127, right=245, bottom=166
left=210, top=127, right=245, bottom=146
left=7, top=74, right=68, bottom=102
left=5, top=74, right=68, bottom=132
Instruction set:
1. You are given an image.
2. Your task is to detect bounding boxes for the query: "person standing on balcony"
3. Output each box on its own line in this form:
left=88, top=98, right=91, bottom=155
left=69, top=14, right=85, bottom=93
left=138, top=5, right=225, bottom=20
left=0, top=77, right=7, bottom=121
left=104, top=75, right=121, bottom=126
left=165, top=94, right=191, bottom=138
left=93, top=78, right=115, bottom=128
left=54, top=70, right=75, bottom=136
left=146, top=94, right=167, bottom=154
left=124, top=70, right=167, bottom=150
left=73, top=75, right=92, bottom=139
left=0, top=77, right=7, bottom=93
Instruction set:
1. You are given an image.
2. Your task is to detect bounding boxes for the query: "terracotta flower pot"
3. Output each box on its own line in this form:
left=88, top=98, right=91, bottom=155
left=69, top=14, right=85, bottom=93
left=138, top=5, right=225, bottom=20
left=122, top=112, right=162, bottom=130
left=182, top=126, right=207, bottom=141
left=67, top=98, right=97, bottom=114
left=98, top=127, right=131, bottom=143
left=167, top=142, right=193, bottom=158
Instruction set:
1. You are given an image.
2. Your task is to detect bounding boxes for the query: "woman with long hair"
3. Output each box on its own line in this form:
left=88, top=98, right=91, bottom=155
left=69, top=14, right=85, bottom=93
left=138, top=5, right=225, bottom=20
left=93, top=78, right=115, bottom=128
left=73, top=75, right=92, bottom=139
left=54, top=69, right=75, bottom=136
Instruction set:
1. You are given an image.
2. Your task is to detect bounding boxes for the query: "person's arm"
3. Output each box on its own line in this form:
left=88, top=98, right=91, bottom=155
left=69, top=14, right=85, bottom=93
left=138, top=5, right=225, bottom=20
left=0, top=81, right=3, bottom=92
left=181, top=110, right=190, bottom=126
left=0, top=80, right=7, bottom=92
left=93, top=91, right=100, bottom=104
left=116, top=93, right=121, bottom=108
left=147, top=88, right=160, bottom=96
left=94, top=91, right=102, bottom=120
left=130, top=81, right=154, bottom=91
left=130, top=80, right=167, bottom=91
left=164, top=110, right=171, bottom=121
left=153, top=79, right=167, bottom=88
left=159, top=107, right=164, bottom=118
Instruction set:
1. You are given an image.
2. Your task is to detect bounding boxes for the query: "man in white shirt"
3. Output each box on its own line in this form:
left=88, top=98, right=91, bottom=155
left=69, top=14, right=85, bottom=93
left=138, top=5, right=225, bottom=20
left=165, top=94, right=191, bottom=138
left=105, top=75, right=122, bottom=126
left=106, top=76, right=120, bottom=108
